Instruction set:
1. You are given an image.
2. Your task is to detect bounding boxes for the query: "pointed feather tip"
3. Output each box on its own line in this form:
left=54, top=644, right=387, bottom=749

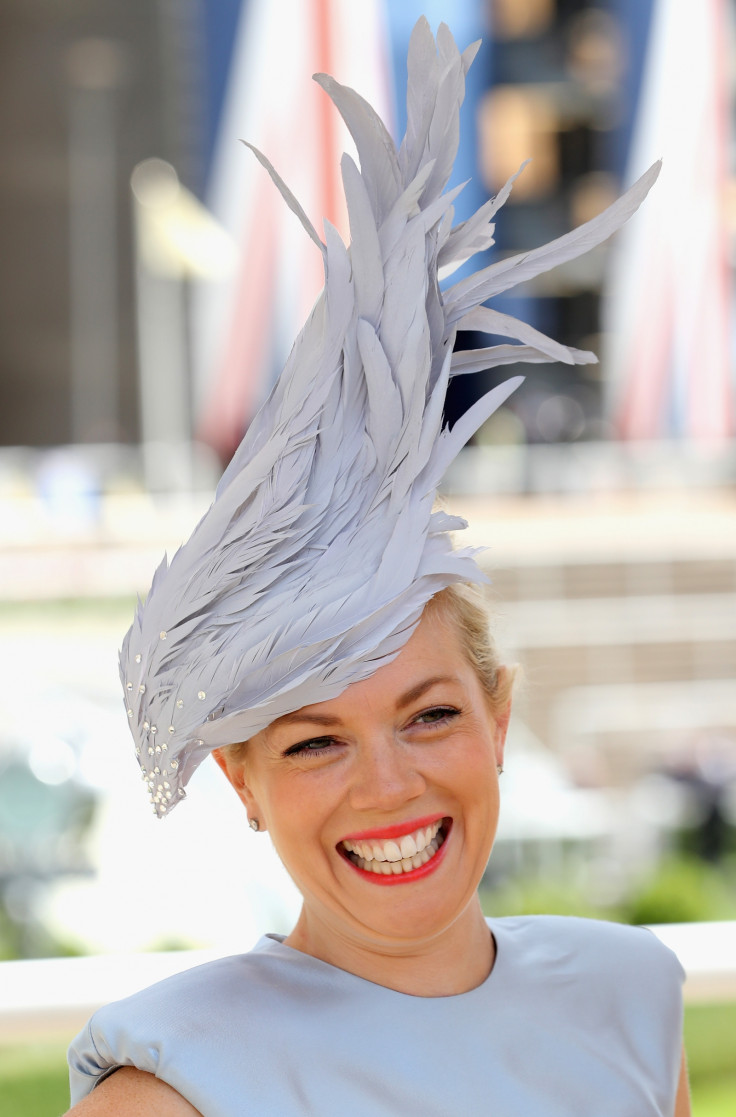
left=507, top=158, right=532, bottom=184
left=461, top=39, right=482, bottom=71
left=412, top=14, right=432, bottom=36
left=322, top=217, right=346, bottom=248
left=312, top=72, right=334, bottom=92
left=625, top=158, right=661, bottom=195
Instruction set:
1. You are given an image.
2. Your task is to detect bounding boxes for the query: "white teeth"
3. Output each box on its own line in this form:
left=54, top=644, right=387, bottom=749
left=342, top=820, right=443, bottom=863
left=343, top=821, right=447, bottom=875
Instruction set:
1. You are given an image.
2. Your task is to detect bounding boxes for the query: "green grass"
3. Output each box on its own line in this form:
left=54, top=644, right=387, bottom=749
left=685, top=1000, right=736, bottom=1117
left=685, top=1002, right=736, bottom=1075
left=690, top=1073, right=736, bottom=1117
left=0, top=1041, right=71, bottom=1117
left=2, top=1003, right=735, bottom=1115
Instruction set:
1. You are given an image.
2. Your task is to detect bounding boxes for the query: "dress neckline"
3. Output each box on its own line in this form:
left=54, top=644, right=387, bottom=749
left=255, top=916, right=506, bottom=1002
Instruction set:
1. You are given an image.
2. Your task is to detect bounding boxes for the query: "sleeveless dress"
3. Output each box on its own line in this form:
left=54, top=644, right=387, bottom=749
left=68, top=916, right=685, bottom=1116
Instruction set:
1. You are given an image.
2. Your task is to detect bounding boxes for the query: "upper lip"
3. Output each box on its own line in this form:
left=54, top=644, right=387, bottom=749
left=339, top=813, right=446, bottom=843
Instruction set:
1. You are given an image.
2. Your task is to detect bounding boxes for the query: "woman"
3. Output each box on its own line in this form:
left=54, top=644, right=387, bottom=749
left=67, top=18, right=689, bottom=1116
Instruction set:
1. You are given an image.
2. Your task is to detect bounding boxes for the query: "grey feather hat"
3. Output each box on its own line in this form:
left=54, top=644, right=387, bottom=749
left=121, top=17, right=659, bottom=815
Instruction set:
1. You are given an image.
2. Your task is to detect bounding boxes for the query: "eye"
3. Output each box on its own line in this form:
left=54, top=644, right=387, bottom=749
left=411, top=705, right=460, bottom=727
left=283, top=736, right=339, bottom=758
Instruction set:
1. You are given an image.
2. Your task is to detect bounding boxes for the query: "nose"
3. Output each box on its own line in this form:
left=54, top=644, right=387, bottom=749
left=347, top=734, right=426, bottom=813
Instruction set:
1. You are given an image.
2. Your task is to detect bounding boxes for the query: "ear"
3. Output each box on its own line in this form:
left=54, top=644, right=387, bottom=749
left=212, top=747, right=266, bottom=831
left=494, top=701, right=511, bottom=768
left=491, top=671, right=512, bottom=768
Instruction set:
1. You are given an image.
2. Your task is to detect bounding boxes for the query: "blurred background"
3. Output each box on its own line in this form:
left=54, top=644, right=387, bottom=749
left=1, top=0, right=735, bottom=1109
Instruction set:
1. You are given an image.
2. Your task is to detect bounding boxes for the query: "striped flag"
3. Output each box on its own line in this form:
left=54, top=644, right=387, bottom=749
left=192, top=0, right=393, bottom=462
left=604, top=0, right=733, bottom=440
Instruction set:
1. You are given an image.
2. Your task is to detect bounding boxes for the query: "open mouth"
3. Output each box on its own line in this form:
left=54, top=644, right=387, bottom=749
left=338, top=817, right=451, bottom=883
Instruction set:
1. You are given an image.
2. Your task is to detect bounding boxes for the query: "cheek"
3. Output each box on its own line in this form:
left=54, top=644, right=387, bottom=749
left=452, top=733, right=501, bottom=805
left=256, top=770, right=341, bottom=848
left=447, top=720, right=499, bottom=772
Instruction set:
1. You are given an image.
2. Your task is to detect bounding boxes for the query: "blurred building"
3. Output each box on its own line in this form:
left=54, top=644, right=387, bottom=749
left=6, top=0, right=730, bottom=459
left=0, top=0, right=203, bottom=449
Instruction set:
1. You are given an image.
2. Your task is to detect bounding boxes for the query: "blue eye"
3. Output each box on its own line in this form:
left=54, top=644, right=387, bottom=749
left=284, top=736, right=337, bottom=757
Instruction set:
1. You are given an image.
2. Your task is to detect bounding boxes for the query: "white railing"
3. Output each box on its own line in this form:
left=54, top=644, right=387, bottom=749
left=648, top=921, right=736, bottom=1003
left=0, top=922, right=734, bottom=1043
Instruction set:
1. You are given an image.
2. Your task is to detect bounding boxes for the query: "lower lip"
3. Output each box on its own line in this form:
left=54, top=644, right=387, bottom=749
left=340, top=821, right=452, bottom=886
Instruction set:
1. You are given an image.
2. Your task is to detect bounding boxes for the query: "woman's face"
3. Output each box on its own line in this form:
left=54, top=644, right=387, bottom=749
left=214, top=605, right=509, bottom=960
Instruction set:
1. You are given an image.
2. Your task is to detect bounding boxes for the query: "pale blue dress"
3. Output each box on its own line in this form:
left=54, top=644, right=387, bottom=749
left=68, top=916, right=685, bottom=1116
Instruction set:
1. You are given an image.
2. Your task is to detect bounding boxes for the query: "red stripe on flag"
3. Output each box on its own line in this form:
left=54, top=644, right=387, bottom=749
left=197, top=173, right=278, bottom=460
left=315, top=0, right=339, bottom=231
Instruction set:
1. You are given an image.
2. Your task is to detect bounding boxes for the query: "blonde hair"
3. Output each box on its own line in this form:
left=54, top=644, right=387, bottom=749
left=424, top=583, right=516, bottom=715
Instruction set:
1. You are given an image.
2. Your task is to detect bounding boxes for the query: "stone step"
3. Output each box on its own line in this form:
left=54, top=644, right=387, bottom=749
left=495, top=593, right=736, bottom=649
left=489, top=557, right=736, bottom=602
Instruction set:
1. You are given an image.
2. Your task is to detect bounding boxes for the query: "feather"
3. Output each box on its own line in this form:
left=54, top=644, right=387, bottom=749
left=121, top=20, right=660, bottom=815
left=341, top=154, right=384, bottom=325
left=239, top=141, right=325, bottom=254
left=456, top=305, right=596, bottom=365
left=450, top=344, right=596, bottom=377
left=446, top=161, right=662, bottom=320
left=312, top=73, right=401, bottom=221
left=399, top=16, right=441, bottom=183
left=438, top=161, right=529, bottom=278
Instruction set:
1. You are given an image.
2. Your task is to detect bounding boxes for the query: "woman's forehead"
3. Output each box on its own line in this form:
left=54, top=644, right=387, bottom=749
left=266, top=613, right=468, bottom=730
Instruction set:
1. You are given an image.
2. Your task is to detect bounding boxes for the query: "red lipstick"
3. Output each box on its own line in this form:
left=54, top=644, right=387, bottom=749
left=339, top=819, right=452, bottom=886
left=340, top=812, right=446, bottom=843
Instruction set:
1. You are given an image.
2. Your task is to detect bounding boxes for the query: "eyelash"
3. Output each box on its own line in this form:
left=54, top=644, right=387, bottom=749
left=413, top=705, right=460, bottom=726
left=282, top=706, right=460, bottom=758
left=284, top=736, right=338, bottom=758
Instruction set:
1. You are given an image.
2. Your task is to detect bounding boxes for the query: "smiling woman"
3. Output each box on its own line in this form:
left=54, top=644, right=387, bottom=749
left=211, top=598, right=508, bottom=994
left=64, top=16, right=689, bottom=1117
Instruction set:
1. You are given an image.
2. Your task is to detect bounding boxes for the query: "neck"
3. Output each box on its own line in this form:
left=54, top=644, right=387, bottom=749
left=284, top=897, right=495, bottom=997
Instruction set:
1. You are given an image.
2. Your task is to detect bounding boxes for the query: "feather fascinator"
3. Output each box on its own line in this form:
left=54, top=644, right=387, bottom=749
left=121, top=18, right=659, bottom=814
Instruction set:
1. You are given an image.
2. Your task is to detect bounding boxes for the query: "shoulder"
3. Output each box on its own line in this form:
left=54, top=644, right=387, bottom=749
left=489, top=914, right=685, bottom=988
left=488, top=915, right=684, bottom=1050
left=84, top=952, right=259, bottom=1037
left=68, top=950, right=276, bottom=1106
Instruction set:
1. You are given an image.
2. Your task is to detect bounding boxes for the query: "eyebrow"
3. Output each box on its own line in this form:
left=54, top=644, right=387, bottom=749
left=274, top=711, right=342, bottom=728
left=395, top=675, right=457, bottom=709
left=272, top=675, right=458, bottom=731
